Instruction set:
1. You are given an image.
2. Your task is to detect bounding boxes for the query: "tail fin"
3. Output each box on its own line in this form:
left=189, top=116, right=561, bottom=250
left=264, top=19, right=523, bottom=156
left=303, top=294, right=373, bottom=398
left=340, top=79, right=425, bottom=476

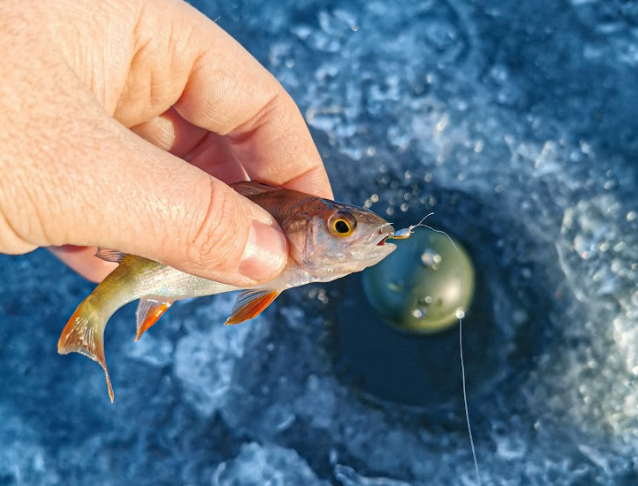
left=58, top=302, right=114, bottom=402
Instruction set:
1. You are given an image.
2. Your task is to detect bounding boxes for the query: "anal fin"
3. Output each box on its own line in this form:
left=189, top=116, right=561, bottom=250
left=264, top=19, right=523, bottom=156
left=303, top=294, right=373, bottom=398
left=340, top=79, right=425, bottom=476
left=58, top=303, right=114, bottom=402
left=225, top=290, right=281, bottom=325
left=135, top=299, right=173, bottom=341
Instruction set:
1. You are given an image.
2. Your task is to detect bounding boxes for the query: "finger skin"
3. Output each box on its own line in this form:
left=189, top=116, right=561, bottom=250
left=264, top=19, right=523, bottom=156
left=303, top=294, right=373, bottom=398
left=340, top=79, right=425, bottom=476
left=62, top=0, right=333, bottom=198
left=0, top=0, right=332, bottom=284
left=131, top=110, right=250, bottom=184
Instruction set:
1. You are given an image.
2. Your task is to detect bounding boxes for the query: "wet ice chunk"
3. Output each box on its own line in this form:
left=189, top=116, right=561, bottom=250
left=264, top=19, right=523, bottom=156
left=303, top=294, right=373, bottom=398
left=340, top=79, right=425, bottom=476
left=334, top=465, right=412, bottom=486
left=212, top=443, right=329, bottom=486
left=173, top=295, right=251, bottom=417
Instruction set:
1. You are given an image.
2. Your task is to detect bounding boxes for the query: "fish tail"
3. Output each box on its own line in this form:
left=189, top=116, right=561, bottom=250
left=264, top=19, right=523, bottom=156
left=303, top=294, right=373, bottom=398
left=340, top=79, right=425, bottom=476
left=58, top=300, right=113, bottom=402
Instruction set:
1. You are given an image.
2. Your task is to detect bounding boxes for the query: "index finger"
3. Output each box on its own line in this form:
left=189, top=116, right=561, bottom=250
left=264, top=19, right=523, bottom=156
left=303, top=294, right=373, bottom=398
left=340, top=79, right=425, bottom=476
left=121, top=0, right=333, bottom=199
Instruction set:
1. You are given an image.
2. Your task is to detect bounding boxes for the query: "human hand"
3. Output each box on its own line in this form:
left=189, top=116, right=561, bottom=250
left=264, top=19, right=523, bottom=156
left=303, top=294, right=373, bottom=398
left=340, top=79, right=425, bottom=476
left=0, top=0, right=332, bottom=285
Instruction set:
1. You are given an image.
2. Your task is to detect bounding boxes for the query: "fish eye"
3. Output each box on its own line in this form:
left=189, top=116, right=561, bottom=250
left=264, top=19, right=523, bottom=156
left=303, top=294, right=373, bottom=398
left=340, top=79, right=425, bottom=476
left=328, top=212, right=357, bottom=237
left=334, top=220, right=351, bottom=235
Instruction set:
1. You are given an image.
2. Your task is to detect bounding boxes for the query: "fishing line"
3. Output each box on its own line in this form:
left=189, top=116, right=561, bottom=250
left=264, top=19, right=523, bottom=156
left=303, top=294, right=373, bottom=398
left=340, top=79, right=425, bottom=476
left=393, top=215, right=481, bottom=485
left=422, top=222, right=481, bottom=486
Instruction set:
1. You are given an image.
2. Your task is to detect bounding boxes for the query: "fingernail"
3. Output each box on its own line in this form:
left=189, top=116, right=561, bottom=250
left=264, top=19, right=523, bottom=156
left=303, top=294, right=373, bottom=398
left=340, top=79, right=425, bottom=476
left=239, top=221, right=287, bottom=281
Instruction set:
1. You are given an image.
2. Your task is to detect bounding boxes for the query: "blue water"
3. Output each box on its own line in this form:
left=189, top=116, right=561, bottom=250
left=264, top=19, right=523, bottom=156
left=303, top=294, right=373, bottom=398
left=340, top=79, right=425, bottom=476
left=1, top=0, right=637, bottom=484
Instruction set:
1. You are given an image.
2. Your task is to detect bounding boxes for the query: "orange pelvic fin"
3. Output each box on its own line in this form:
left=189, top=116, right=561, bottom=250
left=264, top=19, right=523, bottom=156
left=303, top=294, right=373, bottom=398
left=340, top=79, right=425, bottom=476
left=135, top=299, right=173, bottom=341
left=58, top=303, right=114, bottom=402
left=225, top=290, right=281, bottom=325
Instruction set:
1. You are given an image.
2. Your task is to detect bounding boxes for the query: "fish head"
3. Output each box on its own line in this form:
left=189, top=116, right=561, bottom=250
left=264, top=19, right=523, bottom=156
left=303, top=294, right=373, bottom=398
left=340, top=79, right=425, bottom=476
left=282, top=198, right=397, bottom=279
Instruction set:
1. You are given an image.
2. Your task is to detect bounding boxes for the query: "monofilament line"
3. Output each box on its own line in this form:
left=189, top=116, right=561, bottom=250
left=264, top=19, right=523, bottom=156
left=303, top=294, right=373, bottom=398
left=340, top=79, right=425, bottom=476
left=420, top=223, right=481, bottom=486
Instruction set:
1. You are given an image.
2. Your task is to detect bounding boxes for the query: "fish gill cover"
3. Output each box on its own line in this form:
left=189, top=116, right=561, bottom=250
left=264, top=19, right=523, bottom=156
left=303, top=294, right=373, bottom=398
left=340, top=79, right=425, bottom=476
left=0, top=0, right=636, bottom=484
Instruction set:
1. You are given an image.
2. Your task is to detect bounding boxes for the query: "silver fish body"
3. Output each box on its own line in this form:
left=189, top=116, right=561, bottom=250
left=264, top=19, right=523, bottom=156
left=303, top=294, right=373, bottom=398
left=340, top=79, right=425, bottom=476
left=58, top=182, right=397, bottom=401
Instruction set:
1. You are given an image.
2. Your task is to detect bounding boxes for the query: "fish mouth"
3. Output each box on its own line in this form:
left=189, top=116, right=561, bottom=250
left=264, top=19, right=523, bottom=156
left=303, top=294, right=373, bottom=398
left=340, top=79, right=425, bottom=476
left=374, top=224, right=395, bottom=246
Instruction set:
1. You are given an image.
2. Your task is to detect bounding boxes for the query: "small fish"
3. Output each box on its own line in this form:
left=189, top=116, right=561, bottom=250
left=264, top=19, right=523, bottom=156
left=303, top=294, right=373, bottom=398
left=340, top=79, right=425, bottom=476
left=58, top=182, right=397, bottom=401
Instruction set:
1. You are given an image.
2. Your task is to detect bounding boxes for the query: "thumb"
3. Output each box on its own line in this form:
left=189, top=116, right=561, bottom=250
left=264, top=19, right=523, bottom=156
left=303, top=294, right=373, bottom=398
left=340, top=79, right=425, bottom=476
left=0, top=116, right=288, bottom=287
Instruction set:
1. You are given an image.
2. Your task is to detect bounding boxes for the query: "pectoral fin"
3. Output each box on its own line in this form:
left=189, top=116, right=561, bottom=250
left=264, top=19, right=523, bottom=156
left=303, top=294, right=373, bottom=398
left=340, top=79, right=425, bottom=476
left=135, top=299, right=173, bottom=341
left=225, top=290, right=281, bottom=325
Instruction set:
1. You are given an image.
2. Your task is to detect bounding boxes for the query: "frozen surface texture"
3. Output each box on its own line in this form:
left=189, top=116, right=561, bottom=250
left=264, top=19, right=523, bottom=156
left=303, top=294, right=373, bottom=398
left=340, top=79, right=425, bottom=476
left=0, top=0, right=636, bottom=485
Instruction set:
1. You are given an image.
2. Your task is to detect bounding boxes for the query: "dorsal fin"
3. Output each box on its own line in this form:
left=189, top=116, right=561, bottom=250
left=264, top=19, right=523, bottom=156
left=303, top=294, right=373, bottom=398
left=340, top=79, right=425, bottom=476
left=225, top=290, right=281, bottom=325
left=231, top=181, right=281, bottom=197
left=135, top=299, right=173, bottom=341
left=95, top=248, right=126, bottom=263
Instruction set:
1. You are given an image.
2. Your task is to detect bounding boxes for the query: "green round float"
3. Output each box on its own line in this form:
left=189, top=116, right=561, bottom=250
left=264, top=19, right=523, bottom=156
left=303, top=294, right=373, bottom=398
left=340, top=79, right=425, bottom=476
left=363, top=228, right=475, bottom=334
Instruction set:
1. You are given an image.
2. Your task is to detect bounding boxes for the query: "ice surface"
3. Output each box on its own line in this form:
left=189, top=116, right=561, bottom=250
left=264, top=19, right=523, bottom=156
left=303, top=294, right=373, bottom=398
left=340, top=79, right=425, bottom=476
left=0, top=0, right=636, bottom=484
left=212, top=442, right=329, bottom=486
left=334, top=465, right=413, bottom=486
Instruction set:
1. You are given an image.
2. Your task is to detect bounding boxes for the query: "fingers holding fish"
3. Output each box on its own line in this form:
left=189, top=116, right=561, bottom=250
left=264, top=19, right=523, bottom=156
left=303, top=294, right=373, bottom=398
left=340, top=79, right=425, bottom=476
left=0, top=80, right=288, bottom=286
left=0, top=0, right=326, bottom=284
left=106, top=147, right=288, bottom=286
left=174, top=177, right=289, bottom=285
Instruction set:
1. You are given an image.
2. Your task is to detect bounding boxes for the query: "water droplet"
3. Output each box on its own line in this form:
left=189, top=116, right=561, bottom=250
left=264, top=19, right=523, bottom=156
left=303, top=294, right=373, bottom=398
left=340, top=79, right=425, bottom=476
left=495, top=184, right=504, bottom=193
left=455, top=309, right=465, bottom=319
left=421, top=250, right=441, bottom=268
left=627, top=211, right=636, bottom=222
left=418, top=295, right=433, bottom=306
left=370, top=194, right=379, bottom=203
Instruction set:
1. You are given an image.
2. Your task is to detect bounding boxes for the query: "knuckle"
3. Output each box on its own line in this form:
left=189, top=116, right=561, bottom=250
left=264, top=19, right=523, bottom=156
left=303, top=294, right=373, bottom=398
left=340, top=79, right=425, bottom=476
left=0, top=166, right=55, bottom=252
left=0, top=213, right=37, bottom=255
left=225, top=87, right=285, bottom=141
